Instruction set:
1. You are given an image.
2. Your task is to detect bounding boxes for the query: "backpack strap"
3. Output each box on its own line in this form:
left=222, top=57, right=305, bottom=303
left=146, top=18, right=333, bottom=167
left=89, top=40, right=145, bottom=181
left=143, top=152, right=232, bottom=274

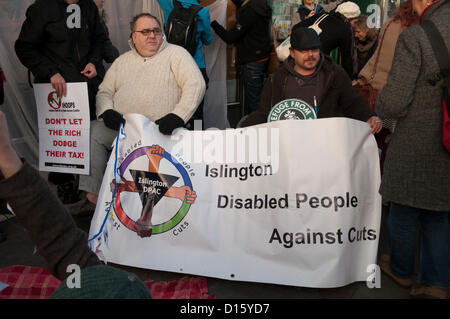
left=421, top=20, right=450, bottom=84
left=421, top=19, right=450, bottom=114
left=313, top=14, right=328, bottom=27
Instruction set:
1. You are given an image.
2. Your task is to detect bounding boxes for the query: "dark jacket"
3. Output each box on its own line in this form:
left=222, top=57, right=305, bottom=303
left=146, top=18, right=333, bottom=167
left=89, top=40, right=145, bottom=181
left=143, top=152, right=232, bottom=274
left=15, top=0, right=110, bottom=83
left=211, top=0, right=272, bottom=64
left=293, top=12, right=354, bottom=78
left=375, top=0, right=450, bottom=211
left=241, top=54, right=375, bottom=127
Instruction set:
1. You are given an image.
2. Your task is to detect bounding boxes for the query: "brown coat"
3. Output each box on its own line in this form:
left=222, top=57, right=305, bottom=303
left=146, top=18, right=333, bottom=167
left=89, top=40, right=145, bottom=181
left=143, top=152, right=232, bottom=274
left=358, top=18, right=406, bottom=91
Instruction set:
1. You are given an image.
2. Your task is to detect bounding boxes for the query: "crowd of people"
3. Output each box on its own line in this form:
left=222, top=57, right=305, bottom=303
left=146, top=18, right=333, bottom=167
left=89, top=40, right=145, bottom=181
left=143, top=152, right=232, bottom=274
left=0, top=0, right=448, bottom=299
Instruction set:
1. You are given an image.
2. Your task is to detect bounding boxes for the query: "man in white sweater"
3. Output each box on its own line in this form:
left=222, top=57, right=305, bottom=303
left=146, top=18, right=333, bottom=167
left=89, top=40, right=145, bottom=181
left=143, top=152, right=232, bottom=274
left=75, top=13, right=206, bottom=212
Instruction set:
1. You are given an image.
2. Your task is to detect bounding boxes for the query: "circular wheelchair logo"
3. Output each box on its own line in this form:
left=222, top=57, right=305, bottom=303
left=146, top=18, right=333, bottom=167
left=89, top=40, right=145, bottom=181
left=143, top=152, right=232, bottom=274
left=268, top=99, right=317, bottom=122
left=112, top=145, right=196, bottom=238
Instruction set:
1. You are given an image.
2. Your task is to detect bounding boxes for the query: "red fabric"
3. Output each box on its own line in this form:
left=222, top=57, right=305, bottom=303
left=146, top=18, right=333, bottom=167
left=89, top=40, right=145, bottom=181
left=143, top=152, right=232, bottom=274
left=419, top=0, right=441, bottom=22
left=443, top=99, right=450, bottom=152
left=0, top=68, right=5, bottom=83
left=0, top=265, right=61, bottom=299
left=145, top=277, right=215, bottom=299
left=0, top=265, right=215, bottom=299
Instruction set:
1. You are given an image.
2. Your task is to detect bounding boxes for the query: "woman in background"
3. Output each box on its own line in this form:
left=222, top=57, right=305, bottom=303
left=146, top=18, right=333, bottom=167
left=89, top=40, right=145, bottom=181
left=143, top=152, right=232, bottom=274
left=353, top=0, right=419, bottom=169
left=354, top=0, right=419, bottom=94
left=290, top=0, right=325, bottom=27
left=352, top=15, right=379, bottom=74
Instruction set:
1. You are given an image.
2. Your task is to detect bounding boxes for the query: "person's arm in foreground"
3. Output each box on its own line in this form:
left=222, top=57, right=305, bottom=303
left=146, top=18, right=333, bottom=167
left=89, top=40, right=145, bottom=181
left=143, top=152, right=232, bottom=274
left=0, top=111, right=100, bottom=280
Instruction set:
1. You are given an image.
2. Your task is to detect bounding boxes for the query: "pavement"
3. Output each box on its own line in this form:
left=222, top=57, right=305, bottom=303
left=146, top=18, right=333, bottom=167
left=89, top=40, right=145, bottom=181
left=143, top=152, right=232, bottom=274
left=2, top=200, right=448, bottom=299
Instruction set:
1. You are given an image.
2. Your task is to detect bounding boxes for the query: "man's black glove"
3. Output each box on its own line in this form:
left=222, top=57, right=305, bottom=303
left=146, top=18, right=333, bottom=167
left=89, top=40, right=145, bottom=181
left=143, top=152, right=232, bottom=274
left=155, top=113, right=184, bottom=135
left=100, top=109, right=125, bottom=131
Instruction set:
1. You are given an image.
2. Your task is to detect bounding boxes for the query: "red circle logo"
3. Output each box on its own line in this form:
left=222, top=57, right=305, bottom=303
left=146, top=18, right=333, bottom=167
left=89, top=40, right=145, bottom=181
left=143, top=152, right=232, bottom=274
left=48, top=91, right=61, bottom=110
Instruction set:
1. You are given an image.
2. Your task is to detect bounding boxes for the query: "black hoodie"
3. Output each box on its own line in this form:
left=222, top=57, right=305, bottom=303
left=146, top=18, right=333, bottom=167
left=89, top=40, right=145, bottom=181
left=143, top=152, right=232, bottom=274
left=211, top=0, right=272, bottom=64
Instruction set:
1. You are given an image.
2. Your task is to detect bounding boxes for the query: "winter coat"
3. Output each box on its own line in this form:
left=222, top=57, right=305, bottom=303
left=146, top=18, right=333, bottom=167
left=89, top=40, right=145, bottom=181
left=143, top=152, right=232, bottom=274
left=355, top=28, right=379, bottom=74
left=358, top=18, right=406, bottom=92
left=293, top=12, right=354, bottom=78
left=241, top=54, right=375, bottom=127
left=14, top=0, right=109, bottom=83
left=158, top=0, right=213, bottom=69
left=375, top=0, right=450, bottom=211
left=211, top=0, right=272, bottom=64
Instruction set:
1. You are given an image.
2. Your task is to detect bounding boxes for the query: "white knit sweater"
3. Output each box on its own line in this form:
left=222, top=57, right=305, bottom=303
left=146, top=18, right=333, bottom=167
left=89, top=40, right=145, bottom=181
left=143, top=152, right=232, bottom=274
left=96, top=39, right=206, bottom=123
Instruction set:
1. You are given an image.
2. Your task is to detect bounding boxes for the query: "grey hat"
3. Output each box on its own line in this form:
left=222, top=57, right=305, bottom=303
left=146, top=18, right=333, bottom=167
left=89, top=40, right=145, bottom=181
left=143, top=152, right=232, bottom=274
left=290, top=27, right=321, bottom=51
left=51, top=265, right=152, bottom=299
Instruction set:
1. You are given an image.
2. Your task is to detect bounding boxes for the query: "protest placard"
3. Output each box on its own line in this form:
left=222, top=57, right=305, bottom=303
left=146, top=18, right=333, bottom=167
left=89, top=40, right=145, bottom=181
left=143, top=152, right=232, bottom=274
left=33, top=83, right=90, bottom=174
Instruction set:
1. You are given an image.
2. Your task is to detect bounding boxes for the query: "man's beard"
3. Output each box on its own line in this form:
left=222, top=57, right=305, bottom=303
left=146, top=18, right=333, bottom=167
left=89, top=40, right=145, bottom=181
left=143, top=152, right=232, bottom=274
left=300, top=58, right=319, bottom=70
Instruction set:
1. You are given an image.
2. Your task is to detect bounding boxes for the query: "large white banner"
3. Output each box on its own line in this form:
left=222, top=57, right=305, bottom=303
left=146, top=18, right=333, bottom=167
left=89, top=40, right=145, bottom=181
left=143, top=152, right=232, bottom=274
left=89, top=114, right=381, bottom=288
left=33, top=83, right=90, bottom=174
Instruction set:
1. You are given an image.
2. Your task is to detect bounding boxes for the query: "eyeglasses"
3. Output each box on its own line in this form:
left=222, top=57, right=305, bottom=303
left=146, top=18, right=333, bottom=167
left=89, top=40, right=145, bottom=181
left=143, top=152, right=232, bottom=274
left=134, top=28, right=162, bottom=36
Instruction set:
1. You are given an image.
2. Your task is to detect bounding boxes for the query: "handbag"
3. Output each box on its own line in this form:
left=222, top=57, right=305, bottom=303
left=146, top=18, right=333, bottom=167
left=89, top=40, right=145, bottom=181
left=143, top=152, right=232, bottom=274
left=354, top=79, right=378, bottom=111
left=275, top=36, right=291, bottom=62
left=421, top=20, right=450, bottom=152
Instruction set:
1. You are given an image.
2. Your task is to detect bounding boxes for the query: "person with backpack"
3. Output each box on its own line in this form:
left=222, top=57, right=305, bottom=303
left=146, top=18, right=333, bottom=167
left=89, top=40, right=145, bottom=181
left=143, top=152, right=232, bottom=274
left=211, top=0, right=272, bottom=115
left=157, top=0, right=212, bottom=129
left=375, top=0, right=449, bottom=299
left=292, top=1, right=360, bottom=79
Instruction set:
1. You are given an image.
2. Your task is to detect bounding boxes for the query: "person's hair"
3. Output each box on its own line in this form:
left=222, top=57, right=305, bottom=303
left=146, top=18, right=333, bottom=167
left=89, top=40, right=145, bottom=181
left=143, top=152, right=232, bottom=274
left=129, top=13, right=161, bottom=33
left=352, top=14, right=369, bottom=30
left=392, top=0, right=419, bottom=27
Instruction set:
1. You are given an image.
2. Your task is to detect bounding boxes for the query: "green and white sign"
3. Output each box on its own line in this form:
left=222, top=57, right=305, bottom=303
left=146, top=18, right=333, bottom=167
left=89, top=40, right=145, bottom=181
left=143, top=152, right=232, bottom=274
left=268, top=99, right=317, bottom=122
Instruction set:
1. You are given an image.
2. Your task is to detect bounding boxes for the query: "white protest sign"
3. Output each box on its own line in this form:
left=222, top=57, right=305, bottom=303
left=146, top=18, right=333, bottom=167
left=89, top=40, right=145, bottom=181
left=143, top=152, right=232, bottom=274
left=33, top=83, right=90, bottom=175
left=89, top=114, right=381, bottom=288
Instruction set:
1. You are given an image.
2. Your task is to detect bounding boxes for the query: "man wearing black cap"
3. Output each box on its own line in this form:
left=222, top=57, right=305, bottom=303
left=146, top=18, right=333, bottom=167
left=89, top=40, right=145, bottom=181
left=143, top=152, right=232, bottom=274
left=241, top=27, right=382, bottom=134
